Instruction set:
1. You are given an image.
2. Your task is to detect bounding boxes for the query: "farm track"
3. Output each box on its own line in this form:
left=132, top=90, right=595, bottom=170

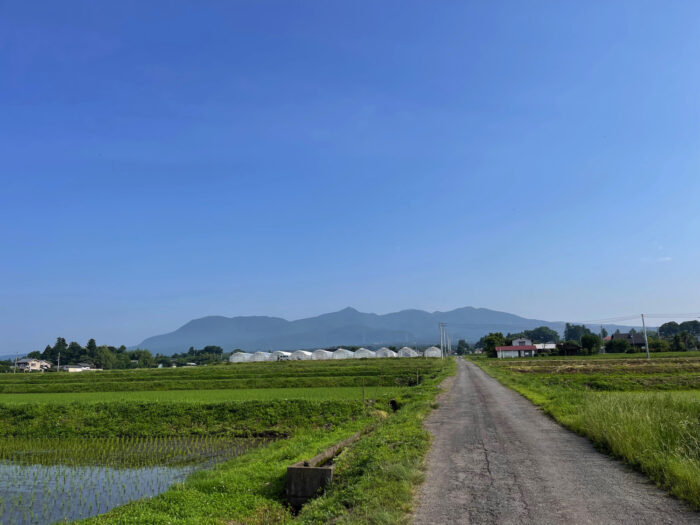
left=413, top=358, right=700, bottom=525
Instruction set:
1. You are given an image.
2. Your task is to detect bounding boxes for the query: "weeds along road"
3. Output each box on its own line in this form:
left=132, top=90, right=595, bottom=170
left=413, top=358, right=700, bottom=525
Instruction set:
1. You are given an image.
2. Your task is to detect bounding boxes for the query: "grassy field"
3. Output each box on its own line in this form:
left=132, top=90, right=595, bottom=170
left=0, top=357, right=455, bottom=524
left=0, top=360, right=436, bottom=393
left=470, top=353, right=700, bottom=509
left=0, top=386, right=407, bottom=404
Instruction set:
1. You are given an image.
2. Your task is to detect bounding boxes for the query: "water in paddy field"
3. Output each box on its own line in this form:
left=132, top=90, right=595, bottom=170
left=0, top=437, right=269, bottom=525
left=0, top=462, right=193, bottom=524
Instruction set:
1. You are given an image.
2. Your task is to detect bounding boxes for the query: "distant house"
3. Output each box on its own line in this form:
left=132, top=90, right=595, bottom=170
left=511, top=337, right=533, bottom=346
left=60, top=363, right=98, bottom=373
left=495, top=345, right=537, bottom=358
left=556, top=341, right=582, bottom=356
left=534, top=343, right=557, bottom=351
left=611, top=332, right=646, bottom=349
left=16, top=358, right=52, bottom=372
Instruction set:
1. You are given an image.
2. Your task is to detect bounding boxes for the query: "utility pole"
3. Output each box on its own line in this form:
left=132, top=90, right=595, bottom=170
left=57, top=352, right=61, bottom=372
left=641, top=314, right=650, bottom=359
left=439, top=322, right=446, bottom=359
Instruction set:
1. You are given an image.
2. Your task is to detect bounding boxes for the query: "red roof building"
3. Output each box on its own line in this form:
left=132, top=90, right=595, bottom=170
left=495, top=345, right=537, bottom=358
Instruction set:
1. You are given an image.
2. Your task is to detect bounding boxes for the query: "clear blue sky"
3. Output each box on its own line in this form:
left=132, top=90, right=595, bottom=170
left=2, top=1, right=699, bottom=354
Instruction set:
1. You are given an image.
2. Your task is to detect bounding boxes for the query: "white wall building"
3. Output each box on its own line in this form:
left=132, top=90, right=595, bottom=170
left=271, top=351, right=291, bottom=361
left=16, top=358, right=52, bottom=372
left=495, top=345, right=537, bottom=358
left=251, top=351, right=271, bottom=362
left=290, top=350, right=313, bottom=360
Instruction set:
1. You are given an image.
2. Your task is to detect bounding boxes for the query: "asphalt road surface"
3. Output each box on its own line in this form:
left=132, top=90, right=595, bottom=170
left=413, top=358, right=699, bottom=525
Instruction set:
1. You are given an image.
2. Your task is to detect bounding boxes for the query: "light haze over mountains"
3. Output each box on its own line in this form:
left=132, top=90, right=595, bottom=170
left=135, top=306, right=630, bottom=355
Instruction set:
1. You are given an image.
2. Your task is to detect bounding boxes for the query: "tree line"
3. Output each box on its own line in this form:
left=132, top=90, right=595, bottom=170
left=3, top=338, right=234, bottom=371
left=476, top=320, right=700, bottom=358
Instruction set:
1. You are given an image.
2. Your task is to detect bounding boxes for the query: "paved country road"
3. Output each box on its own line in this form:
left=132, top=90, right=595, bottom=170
left=413, top=358, right=700, bottom=525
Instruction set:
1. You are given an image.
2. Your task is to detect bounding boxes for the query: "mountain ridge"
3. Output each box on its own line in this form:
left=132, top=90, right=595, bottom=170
left=133, top=306, right=611, bottom=355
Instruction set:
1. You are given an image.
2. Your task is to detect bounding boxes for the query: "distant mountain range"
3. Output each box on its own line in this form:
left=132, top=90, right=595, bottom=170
left=133, top=306, right=635, bottom=355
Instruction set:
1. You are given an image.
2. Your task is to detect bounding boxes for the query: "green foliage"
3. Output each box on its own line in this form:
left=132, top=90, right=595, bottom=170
left=649, top=339, right=671, bottom=352
left=564, top=323, right=592, bottom=342
left=30, top=337, right=157, bottom=369
left=605, top=338, right=631, bottom=354
left=659, top=322, right=680, bottom=338
left=580, top=333, right=601, bottom=355
left=482, top=332, right=505, bottom=358
left=680, top=320, right=700, bottom=337
left=524, top=326, right=560, bottom=343
left=455, top=339, right=471, bottom=355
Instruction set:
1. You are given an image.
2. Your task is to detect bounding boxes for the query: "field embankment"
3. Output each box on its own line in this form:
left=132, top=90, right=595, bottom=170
left=471, top=354, right=700, bottom=509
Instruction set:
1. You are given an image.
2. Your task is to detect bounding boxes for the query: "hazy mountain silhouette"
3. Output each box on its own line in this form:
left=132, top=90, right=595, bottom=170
left=134, top=306, right=578, bottom=354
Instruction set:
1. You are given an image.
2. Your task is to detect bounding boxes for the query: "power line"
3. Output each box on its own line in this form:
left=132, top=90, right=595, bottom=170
left=579, top=313, right=700, bottom=324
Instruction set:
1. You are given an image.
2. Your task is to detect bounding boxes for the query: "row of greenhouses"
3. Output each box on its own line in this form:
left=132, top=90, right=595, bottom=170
left=229, top=346, right=443, bottom=363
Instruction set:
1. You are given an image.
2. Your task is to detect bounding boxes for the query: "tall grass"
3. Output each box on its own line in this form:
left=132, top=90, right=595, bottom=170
left=571, top=392, right=700, bottom=506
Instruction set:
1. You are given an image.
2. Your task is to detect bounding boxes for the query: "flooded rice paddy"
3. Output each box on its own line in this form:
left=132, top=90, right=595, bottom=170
left=0, top=436, right=268, bottom=524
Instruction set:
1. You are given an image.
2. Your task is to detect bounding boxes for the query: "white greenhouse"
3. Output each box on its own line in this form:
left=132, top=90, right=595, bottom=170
left=353, top=348, right=376, bottom=359
left=271, top=351, right=291, bottom=361
left=290, top=350, right=313, bottom=360
left=229, top=352, right=252, bottom=363
left=312, top=349, right=333, bottom=360
left=375, top=347, right=398, bottom=358
left=423, top=346, right=442, bottom=358
left=332, top=348, right=354, bottom=359
left=251, top=351, right=272, bottom=362
left=398, top=347, right=420, bottom=358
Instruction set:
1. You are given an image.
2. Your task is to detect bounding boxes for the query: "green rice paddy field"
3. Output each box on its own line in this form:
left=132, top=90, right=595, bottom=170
left=0, top=358, right=455, bottom=524
left=471, top=353, right=700, bottom=509
left=0, top=386, right=407, bottom=404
